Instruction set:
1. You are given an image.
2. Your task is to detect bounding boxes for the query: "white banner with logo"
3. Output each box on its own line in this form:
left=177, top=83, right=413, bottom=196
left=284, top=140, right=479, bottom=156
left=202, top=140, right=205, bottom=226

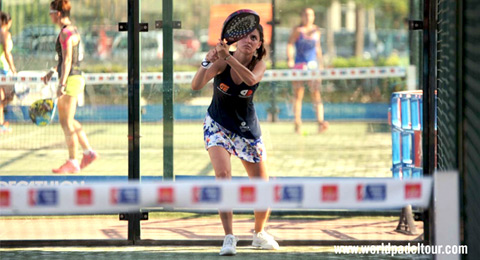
left=0, top=67, right=406, bottom=85
left=0, top=178, right=431, bottom=215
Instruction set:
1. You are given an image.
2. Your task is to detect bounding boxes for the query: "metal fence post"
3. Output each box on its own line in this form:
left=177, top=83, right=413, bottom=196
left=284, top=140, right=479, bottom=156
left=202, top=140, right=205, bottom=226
left=127, top=0, right=141, bottom=241
left=162, top=0, right=174, bottom=181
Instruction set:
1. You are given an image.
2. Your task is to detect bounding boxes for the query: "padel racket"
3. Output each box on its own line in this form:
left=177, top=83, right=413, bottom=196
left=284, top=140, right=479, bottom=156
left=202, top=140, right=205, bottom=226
left=203, top=9, right=260, bottom=67
left=29, top=98, right=58, bottom=126
left=222, top=9, right=260, bottom=45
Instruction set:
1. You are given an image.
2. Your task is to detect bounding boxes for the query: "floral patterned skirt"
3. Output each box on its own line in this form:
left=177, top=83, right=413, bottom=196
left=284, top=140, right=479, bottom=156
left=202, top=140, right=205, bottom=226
left=203, top=113, right=266, bottom=163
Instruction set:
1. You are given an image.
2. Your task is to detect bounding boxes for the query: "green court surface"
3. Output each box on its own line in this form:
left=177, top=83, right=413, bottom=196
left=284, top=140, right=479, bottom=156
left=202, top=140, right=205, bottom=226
left=0, top=121, right=392, bottom=178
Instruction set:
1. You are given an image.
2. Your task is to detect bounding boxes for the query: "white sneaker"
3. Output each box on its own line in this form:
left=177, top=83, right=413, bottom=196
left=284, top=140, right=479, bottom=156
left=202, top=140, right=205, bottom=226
left=252, top=230, right=280, bottom=250
left=219, top=234, right=239, bottom=256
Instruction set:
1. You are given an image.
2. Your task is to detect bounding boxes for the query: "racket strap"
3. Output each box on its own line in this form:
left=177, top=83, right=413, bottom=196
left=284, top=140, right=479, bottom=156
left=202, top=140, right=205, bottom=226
left=201, top=58, right=213, bottom=69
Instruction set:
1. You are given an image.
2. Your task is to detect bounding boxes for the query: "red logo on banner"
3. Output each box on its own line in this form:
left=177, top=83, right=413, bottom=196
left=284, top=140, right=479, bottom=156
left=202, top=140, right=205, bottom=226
left=356, top=185, right=364, bottom=201
left=274, top=185, right=281, bottom=202
left=0, top=190, right=10, bottom=207
left=321, top=185, right=338, bottom=202
left=76, top=188, right=93, bottom=205
left=405, top=183, right=422, bottom=199
left=158, top=187, right=174, bottom=203
left=239, top=186, right=256, bottom=203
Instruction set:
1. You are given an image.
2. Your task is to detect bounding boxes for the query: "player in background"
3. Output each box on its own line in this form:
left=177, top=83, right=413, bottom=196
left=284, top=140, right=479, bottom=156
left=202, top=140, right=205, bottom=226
left=0, top=11, right=17, bottom=135
left=44, top=0, right=98, bottom=173
left=287, top=7, right=328, bottom=134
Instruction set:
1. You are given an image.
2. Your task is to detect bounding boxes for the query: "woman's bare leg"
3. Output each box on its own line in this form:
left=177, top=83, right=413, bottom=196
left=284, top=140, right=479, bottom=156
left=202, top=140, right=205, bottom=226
left=308, top=80, right=328, bottom=133
left=208, top=146, right=233, bottom=235
left=241, top=159, right=270, bottom=233
left=293, top=81, right=305, bottom=133
left=57, top=95, right=79, bottom=160
left=73, top=120, right=92, bottom=150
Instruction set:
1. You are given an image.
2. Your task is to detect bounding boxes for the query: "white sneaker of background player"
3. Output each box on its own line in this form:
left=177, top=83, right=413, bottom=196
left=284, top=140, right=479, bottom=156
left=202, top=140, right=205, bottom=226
left=252, top=230, right=280, bottom=250
left=219, top=234, right=239, bottom=256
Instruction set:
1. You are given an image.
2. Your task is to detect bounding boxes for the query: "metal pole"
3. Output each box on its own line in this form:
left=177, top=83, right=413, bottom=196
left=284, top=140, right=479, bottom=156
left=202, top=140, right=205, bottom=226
left=422, top=0, right=437, bottom=245
left=270, top=0, right=276, bottom=67
left=163, top=0, right=174, bottom=180
left=268, top=0, right=278, bottom=122
left=127, top=0, right=141, bottom=241
left=409, top=0, right=421, bottom=87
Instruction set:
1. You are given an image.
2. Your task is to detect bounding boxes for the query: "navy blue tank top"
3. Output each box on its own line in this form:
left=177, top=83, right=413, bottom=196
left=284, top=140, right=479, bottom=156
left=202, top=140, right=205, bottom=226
left=207, top=65, right=261, bottom=139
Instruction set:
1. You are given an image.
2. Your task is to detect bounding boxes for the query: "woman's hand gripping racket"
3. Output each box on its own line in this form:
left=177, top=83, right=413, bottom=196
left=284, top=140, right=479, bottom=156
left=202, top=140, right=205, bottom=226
left=202, top=9, right=260, bottom=68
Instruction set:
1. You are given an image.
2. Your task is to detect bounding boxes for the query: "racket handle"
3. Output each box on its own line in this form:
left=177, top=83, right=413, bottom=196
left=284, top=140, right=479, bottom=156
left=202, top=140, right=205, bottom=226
left=50, top=98, right=58, bottom=122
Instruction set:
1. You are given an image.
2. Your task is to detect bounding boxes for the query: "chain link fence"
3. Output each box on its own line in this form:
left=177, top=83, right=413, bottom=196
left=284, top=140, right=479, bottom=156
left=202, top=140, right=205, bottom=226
left=463, top=0, right=480, bottom=258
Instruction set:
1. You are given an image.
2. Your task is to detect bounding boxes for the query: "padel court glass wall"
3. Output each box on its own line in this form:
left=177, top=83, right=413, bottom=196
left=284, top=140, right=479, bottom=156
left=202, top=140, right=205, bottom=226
left=1, top=0, right=430, bottom=245
left=1, top=0, right=130, bottom=241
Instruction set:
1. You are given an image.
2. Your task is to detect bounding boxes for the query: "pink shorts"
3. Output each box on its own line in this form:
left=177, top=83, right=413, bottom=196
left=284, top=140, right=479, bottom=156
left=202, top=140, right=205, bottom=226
left=293, top=61, right=318, bottom=70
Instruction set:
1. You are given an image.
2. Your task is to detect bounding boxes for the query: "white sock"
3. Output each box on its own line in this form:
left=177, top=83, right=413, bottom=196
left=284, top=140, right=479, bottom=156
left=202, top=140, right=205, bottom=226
left=83, top=149, right=93, bottom=155
left=69, top=159, right=79, bottom=166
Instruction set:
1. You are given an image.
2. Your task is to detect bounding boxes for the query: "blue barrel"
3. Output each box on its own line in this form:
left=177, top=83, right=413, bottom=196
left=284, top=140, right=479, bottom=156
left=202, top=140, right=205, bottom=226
left=392, top=129, right=402, bottom=165
left=402, top=132, right=413, bottom=164
left=411, top=95, right=421, bottom=130
left=401, top=94, right=412, bottom=129
left=391, top=91, right=426, bottom=179
left=391, top=93, right=401, bottom=128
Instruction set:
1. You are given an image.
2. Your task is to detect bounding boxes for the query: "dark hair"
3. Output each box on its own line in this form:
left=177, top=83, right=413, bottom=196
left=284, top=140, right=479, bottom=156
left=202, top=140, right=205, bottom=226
left=51, top=0, right=71, bottom=17
left=247, top=24, right=266, bottom=71
left=0, top=11, right=12, bottom=26
left=299, top=8, right=315, bottom=26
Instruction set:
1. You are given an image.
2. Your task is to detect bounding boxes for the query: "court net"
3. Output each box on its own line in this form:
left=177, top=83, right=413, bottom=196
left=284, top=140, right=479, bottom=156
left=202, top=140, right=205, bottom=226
left=1, top=68, right=406, bottom=177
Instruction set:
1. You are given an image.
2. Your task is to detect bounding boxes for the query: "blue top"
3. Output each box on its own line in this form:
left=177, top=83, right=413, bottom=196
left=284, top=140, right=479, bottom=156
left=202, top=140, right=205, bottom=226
left=294, top=31, right=318, bottom=64
left=207, top=64, right=261, bottom=140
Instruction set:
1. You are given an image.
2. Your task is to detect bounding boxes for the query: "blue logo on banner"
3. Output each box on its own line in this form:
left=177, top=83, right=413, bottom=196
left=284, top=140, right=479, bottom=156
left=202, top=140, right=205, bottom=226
left=357, top=184, right=386, bottom=201
left=29, top=189, right=58, bottom=206
left=193, top=186, right=221, bottom=203
left=111, top=188, right=139, bottom=204
left=275, top=185, right=303, bottom=202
